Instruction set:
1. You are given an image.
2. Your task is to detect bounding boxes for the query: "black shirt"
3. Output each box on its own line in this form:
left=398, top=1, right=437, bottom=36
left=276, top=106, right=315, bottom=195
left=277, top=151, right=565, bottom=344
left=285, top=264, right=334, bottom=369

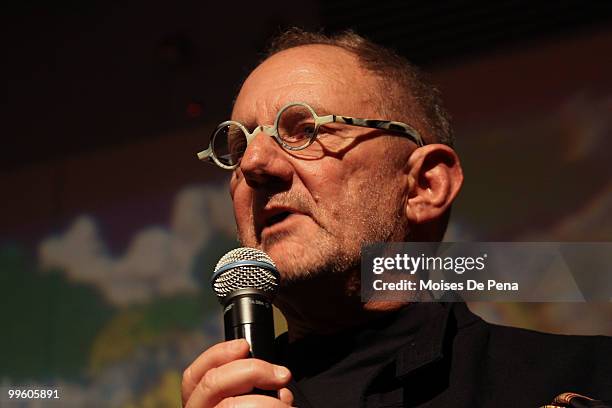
left=275, top=302, right=612, bottom=408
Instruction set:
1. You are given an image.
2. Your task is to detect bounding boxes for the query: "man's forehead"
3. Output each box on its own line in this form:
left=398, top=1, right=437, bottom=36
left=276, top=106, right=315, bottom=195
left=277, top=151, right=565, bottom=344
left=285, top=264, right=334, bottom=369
left=255, top=44, right=359, bottom=78
left=232, top=45, right=380, bottom=122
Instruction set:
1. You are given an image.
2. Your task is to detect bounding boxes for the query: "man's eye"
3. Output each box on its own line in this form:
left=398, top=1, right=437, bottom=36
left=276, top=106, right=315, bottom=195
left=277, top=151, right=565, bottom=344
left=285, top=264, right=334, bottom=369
left=229, top=137, right=246, bottom=154
left=302, top=124, right=316, bottom=137
left=281, top=122, right=316, bottom=144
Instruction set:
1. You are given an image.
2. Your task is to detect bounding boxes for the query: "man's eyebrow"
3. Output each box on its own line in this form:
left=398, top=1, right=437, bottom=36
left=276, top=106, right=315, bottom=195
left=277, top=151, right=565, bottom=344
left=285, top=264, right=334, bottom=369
left=230, top=115, right=257, bottom=128
left=308, top=103, right=333, bottom=116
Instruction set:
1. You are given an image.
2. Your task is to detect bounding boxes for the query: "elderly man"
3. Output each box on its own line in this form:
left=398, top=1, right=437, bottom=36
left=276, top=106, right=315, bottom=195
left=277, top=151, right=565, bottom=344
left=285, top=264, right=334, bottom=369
left=182, top=29, right=612, bottom=408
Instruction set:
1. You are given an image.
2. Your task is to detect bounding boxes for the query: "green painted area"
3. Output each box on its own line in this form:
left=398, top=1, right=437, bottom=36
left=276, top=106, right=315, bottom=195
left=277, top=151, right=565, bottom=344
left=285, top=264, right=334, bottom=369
left=89, top=294, right=209, bottom=373
left=0, top=245, right=115, bottom=381
left=0, top=240, right=231, bottom=381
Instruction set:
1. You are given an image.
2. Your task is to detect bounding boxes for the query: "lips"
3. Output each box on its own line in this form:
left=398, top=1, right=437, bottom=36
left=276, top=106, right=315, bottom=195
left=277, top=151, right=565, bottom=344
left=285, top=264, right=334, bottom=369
left=261, top=207, right=297, bottom=229
left=256, top=206, right=304, bottom=234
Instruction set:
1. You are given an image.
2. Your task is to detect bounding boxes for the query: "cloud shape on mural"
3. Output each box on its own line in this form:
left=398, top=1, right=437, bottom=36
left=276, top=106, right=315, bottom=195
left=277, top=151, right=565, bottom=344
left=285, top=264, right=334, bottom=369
left=38, top=184, right=235, bottom=305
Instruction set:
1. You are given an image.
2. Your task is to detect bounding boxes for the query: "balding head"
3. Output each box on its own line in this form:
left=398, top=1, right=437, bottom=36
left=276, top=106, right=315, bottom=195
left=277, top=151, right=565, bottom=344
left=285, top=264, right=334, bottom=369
left=234, top=44, right=390, bottom=128
left=259, top=28, right=454, bottom=147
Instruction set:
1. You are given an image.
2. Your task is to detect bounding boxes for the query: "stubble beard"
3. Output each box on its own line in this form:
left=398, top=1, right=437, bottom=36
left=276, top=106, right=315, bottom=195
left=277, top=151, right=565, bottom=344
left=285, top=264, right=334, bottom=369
left=236, top=186, right=408, bottom=294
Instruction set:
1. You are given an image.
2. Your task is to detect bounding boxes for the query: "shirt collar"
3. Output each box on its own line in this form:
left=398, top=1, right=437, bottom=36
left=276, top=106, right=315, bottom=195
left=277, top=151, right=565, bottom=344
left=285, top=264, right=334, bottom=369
left=395, top=302, right=480, bottom=378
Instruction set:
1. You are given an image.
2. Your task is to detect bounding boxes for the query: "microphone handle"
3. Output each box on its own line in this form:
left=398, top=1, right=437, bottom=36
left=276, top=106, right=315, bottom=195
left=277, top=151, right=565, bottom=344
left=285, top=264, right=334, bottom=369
left=223, top=292, right=277, bottom=397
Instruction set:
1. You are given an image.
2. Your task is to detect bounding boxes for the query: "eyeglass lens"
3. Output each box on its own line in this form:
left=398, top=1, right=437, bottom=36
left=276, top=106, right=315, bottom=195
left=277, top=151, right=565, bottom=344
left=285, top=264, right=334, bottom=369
left=213, top=123, right=247, bottom=166
left=212, top=105, right=317, bottom=165
left=276, top=104, right=316, bottom=148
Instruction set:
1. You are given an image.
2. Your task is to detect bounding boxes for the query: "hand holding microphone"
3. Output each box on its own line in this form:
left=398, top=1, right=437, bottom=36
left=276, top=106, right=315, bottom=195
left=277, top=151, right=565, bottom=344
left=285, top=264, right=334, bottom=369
left=181, top=248, right=294, bottom=408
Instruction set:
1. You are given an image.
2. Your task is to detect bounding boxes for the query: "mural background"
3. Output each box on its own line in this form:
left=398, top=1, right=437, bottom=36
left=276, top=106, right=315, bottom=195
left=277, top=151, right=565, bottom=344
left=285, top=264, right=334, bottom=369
left=1, top=2, right=611, bottom=406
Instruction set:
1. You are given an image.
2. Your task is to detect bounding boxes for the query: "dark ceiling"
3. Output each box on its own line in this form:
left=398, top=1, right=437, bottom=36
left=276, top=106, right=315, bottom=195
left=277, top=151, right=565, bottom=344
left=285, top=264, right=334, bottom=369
left=1, top=1, right=610, bottom=171
left=321, top=1, right=612, bottom=65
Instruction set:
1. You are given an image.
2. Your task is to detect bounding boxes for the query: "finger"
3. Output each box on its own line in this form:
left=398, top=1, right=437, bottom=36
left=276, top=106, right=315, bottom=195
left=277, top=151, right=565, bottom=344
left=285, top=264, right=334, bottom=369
left=186, top=359, right=291, bottom=408
left=278, top=388, right=294, bottom=406
left=182, top=339, right=250, bottom=404
left=214, top=394, right=292, bottom=408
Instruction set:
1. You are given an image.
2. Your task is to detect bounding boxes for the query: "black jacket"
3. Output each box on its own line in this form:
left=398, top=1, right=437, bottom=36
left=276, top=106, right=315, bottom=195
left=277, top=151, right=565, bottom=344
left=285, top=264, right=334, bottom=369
left=276, top=302, right=612, bottom=407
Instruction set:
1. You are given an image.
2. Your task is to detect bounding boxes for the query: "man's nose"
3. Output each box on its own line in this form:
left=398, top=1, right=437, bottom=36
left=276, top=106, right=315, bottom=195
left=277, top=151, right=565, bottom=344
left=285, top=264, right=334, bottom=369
left=239, top=127, right=293, bottom=188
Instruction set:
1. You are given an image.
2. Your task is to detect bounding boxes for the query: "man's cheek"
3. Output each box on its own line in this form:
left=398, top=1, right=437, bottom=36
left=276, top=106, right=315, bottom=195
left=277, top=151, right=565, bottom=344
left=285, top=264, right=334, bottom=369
left=231, top=195, right=255, bottom=240
left=233, top=208, right=253, bottom=236
left=235, top=218, right=257, bottom=247
left=229, top=172, right=240, bottom=199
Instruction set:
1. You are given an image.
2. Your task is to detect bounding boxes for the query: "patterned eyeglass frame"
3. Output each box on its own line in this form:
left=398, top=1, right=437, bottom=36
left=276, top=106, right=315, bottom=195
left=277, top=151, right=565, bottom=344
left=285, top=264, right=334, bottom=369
left=197, top=101, right=426, bottom=170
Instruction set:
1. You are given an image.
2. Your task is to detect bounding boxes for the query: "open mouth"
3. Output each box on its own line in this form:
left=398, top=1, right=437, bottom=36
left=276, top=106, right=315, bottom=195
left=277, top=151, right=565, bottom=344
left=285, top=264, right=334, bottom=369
left=265, top=211, right=292, bottom=227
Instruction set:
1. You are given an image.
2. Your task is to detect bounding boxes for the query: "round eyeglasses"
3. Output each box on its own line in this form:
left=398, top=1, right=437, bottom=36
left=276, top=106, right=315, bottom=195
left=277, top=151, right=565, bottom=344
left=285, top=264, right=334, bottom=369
left=197, top=102, right=425, bottom=170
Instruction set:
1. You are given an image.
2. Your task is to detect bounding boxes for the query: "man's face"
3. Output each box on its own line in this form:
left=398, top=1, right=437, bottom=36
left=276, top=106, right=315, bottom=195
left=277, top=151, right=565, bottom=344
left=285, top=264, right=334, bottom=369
left=230, top=45, right=415, bottom=284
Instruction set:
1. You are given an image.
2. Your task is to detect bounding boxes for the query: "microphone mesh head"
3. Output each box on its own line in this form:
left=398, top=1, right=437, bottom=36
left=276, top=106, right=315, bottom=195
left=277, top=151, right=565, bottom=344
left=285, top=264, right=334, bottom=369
left=212, top=247, right=279, bottom=299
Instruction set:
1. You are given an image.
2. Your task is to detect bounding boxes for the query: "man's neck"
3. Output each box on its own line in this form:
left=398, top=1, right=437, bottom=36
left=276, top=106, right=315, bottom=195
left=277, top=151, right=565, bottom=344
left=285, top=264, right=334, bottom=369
left=274, top=271, right=407, bottom=342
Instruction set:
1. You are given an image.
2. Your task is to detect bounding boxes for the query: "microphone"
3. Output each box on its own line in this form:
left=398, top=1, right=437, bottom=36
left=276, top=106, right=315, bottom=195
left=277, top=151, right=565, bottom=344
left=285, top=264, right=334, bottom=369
left=211, top=247, right=279, bottom=362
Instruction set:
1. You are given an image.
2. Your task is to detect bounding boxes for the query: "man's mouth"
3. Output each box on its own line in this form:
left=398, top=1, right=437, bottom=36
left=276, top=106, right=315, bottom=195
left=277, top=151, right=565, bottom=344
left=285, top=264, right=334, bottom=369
left=259, top=206, right=305, bottom=236
left=265, top=210, right=292, bottom=227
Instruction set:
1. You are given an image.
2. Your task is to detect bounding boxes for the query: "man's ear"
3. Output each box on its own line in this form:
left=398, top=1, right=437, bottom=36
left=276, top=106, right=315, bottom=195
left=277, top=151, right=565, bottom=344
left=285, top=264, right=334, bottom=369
left=404, top=144, right=463, bottom=225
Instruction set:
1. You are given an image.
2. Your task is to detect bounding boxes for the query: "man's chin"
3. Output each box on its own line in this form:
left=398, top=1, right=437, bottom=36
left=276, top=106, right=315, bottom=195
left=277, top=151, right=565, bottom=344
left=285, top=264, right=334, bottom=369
left=261, top=235, right=306, bottom=263
left=239, top=226, right=337, bottom=282
left=259, top=238, right=319, bottom=281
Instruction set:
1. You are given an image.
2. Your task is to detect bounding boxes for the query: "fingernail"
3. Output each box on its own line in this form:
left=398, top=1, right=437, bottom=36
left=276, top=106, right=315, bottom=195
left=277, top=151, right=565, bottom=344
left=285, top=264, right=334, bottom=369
left=274, top=365, right=290, bottom=379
